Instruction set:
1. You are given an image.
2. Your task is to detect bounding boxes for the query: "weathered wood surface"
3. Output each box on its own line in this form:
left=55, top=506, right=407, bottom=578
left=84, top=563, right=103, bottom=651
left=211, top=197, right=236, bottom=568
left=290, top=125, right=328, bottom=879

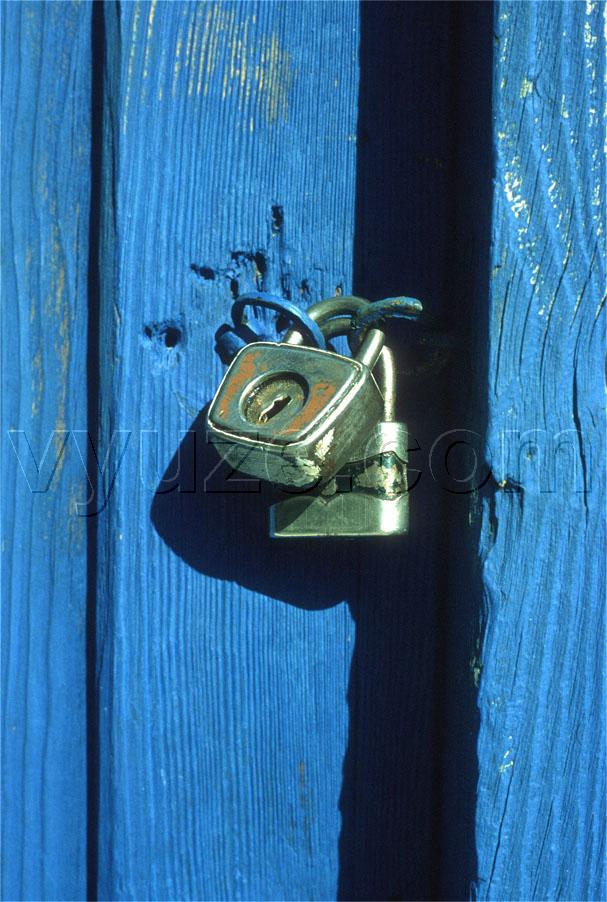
left=95, top=3, right=361, bottom=898
left=475, top=2, right=605, bottom=899
left=1, top=3, right=91, bottom=899
left=3, top=1, right=605, bottom=899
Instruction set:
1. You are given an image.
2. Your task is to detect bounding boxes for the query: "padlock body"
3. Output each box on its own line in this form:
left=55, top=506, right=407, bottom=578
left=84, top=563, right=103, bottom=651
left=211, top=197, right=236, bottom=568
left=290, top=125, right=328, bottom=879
left=269, top=421, right=409, bottom=537
left=207, top=342, right=384, bottom=489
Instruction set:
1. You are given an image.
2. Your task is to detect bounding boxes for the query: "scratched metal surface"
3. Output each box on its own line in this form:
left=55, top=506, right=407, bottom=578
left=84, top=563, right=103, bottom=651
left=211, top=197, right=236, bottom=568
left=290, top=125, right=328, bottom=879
left=1, top=3, right=91, bottom=899
left=475, top=3, right=606, bottom=899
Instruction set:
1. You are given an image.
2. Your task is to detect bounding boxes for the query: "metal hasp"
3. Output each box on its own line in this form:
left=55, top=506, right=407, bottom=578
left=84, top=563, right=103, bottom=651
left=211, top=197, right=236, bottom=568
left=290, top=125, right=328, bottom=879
left=270, top=418, right=409, bottom=538
left=207, top=292, right=422, bottom=538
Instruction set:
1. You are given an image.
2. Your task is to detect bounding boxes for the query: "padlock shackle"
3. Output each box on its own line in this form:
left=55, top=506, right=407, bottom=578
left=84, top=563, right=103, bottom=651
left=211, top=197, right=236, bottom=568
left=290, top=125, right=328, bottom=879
left=306, top=294, right=369, bottom=324
left=358, top=333, right=396, bottom=422
left=283, top=295, right=368, bottom=346
left=379, top=347, right=396, bottom=422
left=232, top=293, right=327, bottom=350
left=356, top=328, right=385, bottom=369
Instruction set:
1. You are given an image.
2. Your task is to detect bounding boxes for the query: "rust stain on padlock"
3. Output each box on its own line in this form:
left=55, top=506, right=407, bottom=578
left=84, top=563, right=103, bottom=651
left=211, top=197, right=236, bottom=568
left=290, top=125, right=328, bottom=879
left=216, top=346, right=264, bottom=416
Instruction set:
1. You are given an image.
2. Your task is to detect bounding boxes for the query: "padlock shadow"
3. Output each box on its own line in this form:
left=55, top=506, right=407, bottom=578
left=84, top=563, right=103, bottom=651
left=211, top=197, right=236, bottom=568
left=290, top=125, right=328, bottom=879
left=150, top=403, right=468, bottom=900
left=151, top=404, right=361, bottom=609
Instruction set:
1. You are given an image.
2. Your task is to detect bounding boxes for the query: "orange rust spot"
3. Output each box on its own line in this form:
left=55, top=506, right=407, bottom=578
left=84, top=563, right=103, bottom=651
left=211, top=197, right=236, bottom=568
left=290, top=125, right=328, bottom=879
left=216, top=347, right=264, bottom=415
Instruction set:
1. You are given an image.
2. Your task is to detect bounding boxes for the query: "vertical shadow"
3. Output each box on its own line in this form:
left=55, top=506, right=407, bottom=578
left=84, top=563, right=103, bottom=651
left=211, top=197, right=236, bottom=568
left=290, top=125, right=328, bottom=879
left=337, top=3, right=493, bottom=899
left=87, top=3, right=122, bottom=898
left=86, top=3, right=105, bottom=898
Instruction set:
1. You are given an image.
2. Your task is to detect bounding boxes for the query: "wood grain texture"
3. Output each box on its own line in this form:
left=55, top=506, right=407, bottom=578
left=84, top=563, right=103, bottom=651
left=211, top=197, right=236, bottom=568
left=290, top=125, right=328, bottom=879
left=5, top=2, right=603, bottom=898
left=95, top=3, right=359, bottom=898
left=475, top=2, right=606, bottom=899
left=1, top=3, right=91, bottom=899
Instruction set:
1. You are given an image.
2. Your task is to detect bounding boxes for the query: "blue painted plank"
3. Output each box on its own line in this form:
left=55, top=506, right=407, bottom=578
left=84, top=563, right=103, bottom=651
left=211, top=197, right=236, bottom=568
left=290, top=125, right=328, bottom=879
left=476, top=2, right=606, bottom=899
left=95, top=3, right=359, bottom=898
left=1, top=3, right=91, bottom=899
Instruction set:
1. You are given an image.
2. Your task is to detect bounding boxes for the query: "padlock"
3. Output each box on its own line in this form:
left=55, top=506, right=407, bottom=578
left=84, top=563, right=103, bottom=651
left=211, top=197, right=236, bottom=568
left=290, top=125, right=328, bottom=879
left=206, top=328, right=386, bottom=490
left=208, top=291, right=423, bottom=537
left=269, top=350, right=410, bottom=537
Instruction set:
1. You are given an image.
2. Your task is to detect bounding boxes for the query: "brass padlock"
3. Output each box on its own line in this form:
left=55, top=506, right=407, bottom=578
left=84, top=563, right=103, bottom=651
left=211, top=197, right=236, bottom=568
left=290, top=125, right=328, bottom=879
left=207, top=329, right=385, bottom=490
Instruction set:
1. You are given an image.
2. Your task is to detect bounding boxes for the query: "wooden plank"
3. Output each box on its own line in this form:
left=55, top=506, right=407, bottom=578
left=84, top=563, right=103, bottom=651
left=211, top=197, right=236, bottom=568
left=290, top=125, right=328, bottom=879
left=1, top=3, right=91, bottom=898
left=95, top=3, right=360, bottom=898
left=476, top=2, right=605, bottom=899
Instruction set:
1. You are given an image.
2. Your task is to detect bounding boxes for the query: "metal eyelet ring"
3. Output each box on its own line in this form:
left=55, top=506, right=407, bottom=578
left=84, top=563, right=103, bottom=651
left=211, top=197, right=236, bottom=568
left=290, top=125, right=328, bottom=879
left=232, top=293, right=326, bottom=350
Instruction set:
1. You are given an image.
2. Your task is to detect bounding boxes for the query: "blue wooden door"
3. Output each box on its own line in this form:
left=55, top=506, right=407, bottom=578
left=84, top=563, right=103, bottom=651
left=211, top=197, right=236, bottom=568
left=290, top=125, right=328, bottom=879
left=2, top=2, right=604, bottom=900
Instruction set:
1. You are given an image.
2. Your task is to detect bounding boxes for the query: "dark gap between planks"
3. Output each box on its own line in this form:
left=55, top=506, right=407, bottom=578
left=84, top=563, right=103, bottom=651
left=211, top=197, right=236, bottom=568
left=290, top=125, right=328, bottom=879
left=337, top=3, right=494, bottom=899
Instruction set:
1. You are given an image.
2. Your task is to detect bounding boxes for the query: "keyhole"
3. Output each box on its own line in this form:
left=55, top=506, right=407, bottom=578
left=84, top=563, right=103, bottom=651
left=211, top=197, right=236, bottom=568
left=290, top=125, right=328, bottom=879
left=259, top=394, right=292, bottom=423
left=242, top=373, right=308, bottom=427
